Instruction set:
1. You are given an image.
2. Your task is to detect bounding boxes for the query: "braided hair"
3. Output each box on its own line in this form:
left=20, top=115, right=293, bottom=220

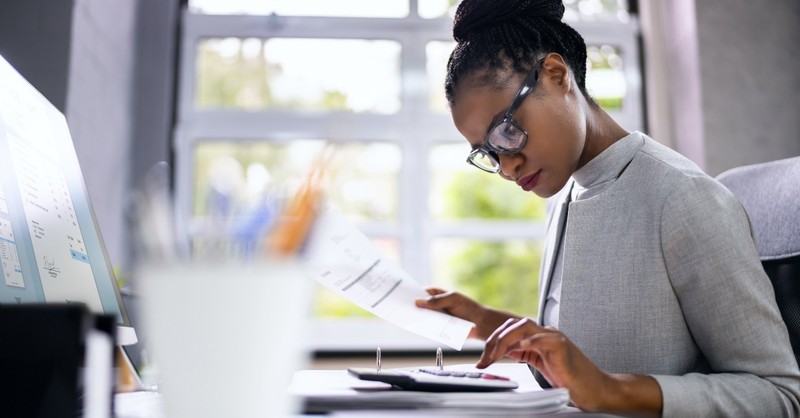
left=445, top=0, right=593, bottom=107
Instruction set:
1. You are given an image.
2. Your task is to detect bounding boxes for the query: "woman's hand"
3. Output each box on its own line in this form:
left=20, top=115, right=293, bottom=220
left=477, top=317, right=662, bottom=415
left=415, top=287, right=519, bottom=340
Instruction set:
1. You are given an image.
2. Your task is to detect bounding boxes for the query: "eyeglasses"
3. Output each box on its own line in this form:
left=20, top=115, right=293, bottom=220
left=466, top=59, right=544, bottom=173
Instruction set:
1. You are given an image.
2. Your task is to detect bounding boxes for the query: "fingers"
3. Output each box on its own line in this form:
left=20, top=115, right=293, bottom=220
left=478, top=318, right=520, bottom=366
left=476, top=317, right=544, bottom=368
left=518, top=331, right=569, bottom=353
left=414, top=288, right=437, bottom=308
left=414, top=288, right=455, bottom=310
left=477, top=326, right=608, bottom=411
left=424, top=287, right=447, bottom=296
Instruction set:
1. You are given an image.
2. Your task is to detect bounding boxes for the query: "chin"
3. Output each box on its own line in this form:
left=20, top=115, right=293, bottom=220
left=536, top=177, right=570, bottom=198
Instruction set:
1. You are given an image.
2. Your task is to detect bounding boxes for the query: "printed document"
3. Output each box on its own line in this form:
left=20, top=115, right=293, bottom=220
left=300, top=208, right=473, bottom=350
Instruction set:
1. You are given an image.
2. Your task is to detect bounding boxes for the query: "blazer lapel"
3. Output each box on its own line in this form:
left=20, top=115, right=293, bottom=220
left=537, top=180, right=573, bottom=322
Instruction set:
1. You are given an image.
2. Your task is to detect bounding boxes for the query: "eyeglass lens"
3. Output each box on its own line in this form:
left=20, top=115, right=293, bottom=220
left=469, top=150, right=499, bottom=171
left=488, top=120, right=526, bottom=152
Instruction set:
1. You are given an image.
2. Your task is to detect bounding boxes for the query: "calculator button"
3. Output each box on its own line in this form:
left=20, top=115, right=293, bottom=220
left=481, top=373, right=510, bottom=381
left=417, top=369, right=449, bottom=376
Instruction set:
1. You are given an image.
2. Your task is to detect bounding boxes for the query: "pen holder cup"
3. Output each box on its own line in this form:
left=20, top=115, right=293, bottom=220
left=138, top=259, right=310, bottom=418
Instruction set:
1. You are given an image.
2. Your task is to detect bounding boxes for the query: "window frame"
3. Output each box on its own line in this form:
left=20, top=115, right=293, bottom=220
left=174, top=7, right=642, bottom=351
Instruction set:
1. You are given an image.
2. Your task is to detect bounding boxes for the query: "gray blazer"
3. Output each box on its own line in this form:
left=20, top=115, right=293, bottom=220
left=537, top=133, right=800, bottom=417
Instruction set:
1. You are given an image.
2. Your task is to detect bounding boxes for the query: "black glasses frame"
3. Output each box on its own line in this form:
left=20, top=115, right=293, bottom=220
left=466, top=58, right=545, bottom=173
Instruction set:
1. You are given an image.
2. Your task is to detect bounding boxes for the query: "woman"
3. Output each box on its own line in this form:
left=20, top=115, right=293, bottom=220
left=416, top=0, right=800, bottom=416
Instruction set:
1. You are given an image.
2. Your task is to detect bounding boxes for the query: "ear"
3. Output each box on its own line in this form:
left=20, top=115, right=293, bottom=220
left=540, top=53, right=571, bottom=94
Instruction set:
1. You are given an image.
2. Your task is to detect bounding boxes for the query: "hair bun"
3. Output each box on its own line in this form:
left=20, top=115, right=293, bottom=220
left=453, top=0, right=565, bottom=43
left=526, top=0, right=565, bottom=20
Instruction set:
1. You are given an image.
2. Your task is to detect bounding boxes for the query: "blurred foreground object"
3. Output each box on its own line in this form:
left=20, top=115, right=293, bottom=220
left=0, top=304, right=115, bottom=418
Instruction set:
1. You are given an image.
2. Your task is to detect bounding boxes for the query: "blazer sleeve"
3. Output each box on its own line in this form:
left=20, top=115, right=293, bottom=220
left=652, top=175, right=800, bottom=417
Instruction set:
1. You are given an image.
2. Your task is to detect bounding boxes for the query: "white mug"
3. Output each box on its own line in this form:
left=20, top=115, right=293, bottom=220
left=138, top=259, right=310, bottom=418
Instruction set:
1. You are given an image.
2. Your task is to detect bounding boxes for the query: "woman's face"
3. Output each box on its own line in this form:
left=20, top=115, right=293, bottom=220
left=450, top=56, right=587, bottom=198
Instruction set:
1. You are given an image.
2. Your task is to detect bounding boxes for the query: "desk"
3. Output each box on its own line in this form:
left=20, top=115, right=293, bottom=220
left=328, top=410, right=618, bottom=417
left=115, top=363, right=621, bottom=418
left=114, top=392, right=619, bottom=418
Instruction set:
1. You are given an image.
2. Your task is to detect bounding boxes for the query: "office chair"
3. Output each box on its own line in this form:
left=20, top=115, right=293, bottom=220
left=717, top=156, right=800, bottom=367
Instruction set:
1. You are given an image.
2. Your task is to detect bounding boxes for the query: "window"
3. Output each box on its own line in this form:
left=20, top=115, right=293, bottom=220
left=176, top=0, right=642, bottom=350
left=195, top=38, right=402, bottom=112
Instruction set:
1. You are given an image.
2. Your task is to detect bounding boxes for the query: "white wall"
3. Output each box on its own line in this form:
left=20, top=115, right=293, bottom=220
left=696, top=0, right=800, bottom=175
left=66, top=0, right=138, bottom=270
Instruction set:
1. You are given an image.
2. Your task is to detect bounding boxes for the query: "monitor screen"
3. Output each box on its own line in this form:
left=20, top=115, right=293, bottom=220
left=0, top=54, right=136, bottom=344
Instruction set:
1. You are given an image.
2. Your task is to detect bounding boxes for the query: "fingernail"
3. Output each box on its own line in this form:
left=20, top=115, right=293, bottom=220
left=476, top=353, right=487, bottom=368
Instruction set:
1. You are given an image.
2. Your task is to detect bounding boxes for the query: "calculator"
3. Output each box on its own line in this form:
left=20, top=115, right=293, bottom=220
left=347, top=367, right=519, bottom=392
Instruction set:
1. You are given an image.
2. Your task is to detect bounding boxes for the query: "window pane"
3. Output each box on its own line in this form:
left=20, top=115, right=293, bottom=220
left=432, top=239, right=542, bottom=318
left=328, top=143, right=401, bottom=221
left=196, top=38, right=401, bottom=113
left=420, top=0, right=629, bottom=22
left=427, top=41, right=456, bottom=113
left=429, top=144, right=546, bottom=221
left=418, top=0, right=458, bottom=19
left=586, top=44, right=626, bottom=111
left=314, top=237, right=400, bottom=318
left=193, top=141, right=400, bottom=222
left=564, top=0, right=630, bottom=23
left=189, top=0, right=408, bottom=18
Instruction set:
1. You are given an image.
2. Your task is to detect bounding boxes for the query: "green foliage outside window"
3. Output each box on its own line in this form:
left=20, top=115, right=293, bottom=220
left=445, top=240, right=543, bottom=319
left=196, top=38, right=352, bottom=111
left=437, top=171, right=546, bottom=318
left=441, top=170, right=545, bottom=221
left=196, top=39, right=277, bottom=109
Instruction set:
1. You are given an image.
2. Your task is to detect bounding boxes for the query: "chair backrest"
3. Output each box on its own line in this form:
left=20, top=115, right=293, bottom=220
left=717, top=156, right=800, bottom=367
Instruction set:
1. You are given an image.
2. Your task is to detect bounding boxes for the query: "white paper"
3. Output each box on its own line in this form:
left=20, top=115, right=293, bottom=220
left=289, top=363, right=570, bottom=414
left=301, top=208, right=473, bottom=350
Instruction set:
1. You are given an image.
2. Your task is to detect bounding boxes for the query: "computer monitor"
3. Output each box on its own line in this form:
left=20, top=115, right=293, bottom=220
left=0, top=54, right=137, bottom=345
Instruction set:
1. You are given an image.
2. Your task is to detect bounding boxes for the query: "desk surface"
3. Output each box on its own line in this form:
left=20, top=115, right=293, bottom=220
left=115, top=392, right=618, bottom=418
left=116, top=363, right=621, bottom=418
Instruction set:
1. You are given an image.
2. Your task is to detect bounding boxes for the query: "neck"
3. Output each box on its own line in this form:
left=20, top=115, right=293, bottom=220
left=577, top=103, right=630, bottom=169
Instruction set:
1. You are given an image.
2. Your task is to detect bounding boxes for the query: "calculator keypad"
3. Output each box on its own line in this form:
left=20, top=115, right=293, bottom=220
left=415, top=368, right=511, bottom=381
left=347, top=367, right=519, bottom=391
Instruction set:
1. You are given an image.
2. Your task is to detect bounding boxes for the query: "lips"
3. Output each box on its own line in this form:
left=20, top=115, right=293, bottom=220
left=516, top=170, right=541, bottom=192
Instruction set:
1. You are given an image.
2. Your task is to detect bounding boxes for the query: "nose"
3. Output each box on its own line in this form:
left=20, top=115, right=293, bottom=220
left=497, top=153, right=522, bottom=180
